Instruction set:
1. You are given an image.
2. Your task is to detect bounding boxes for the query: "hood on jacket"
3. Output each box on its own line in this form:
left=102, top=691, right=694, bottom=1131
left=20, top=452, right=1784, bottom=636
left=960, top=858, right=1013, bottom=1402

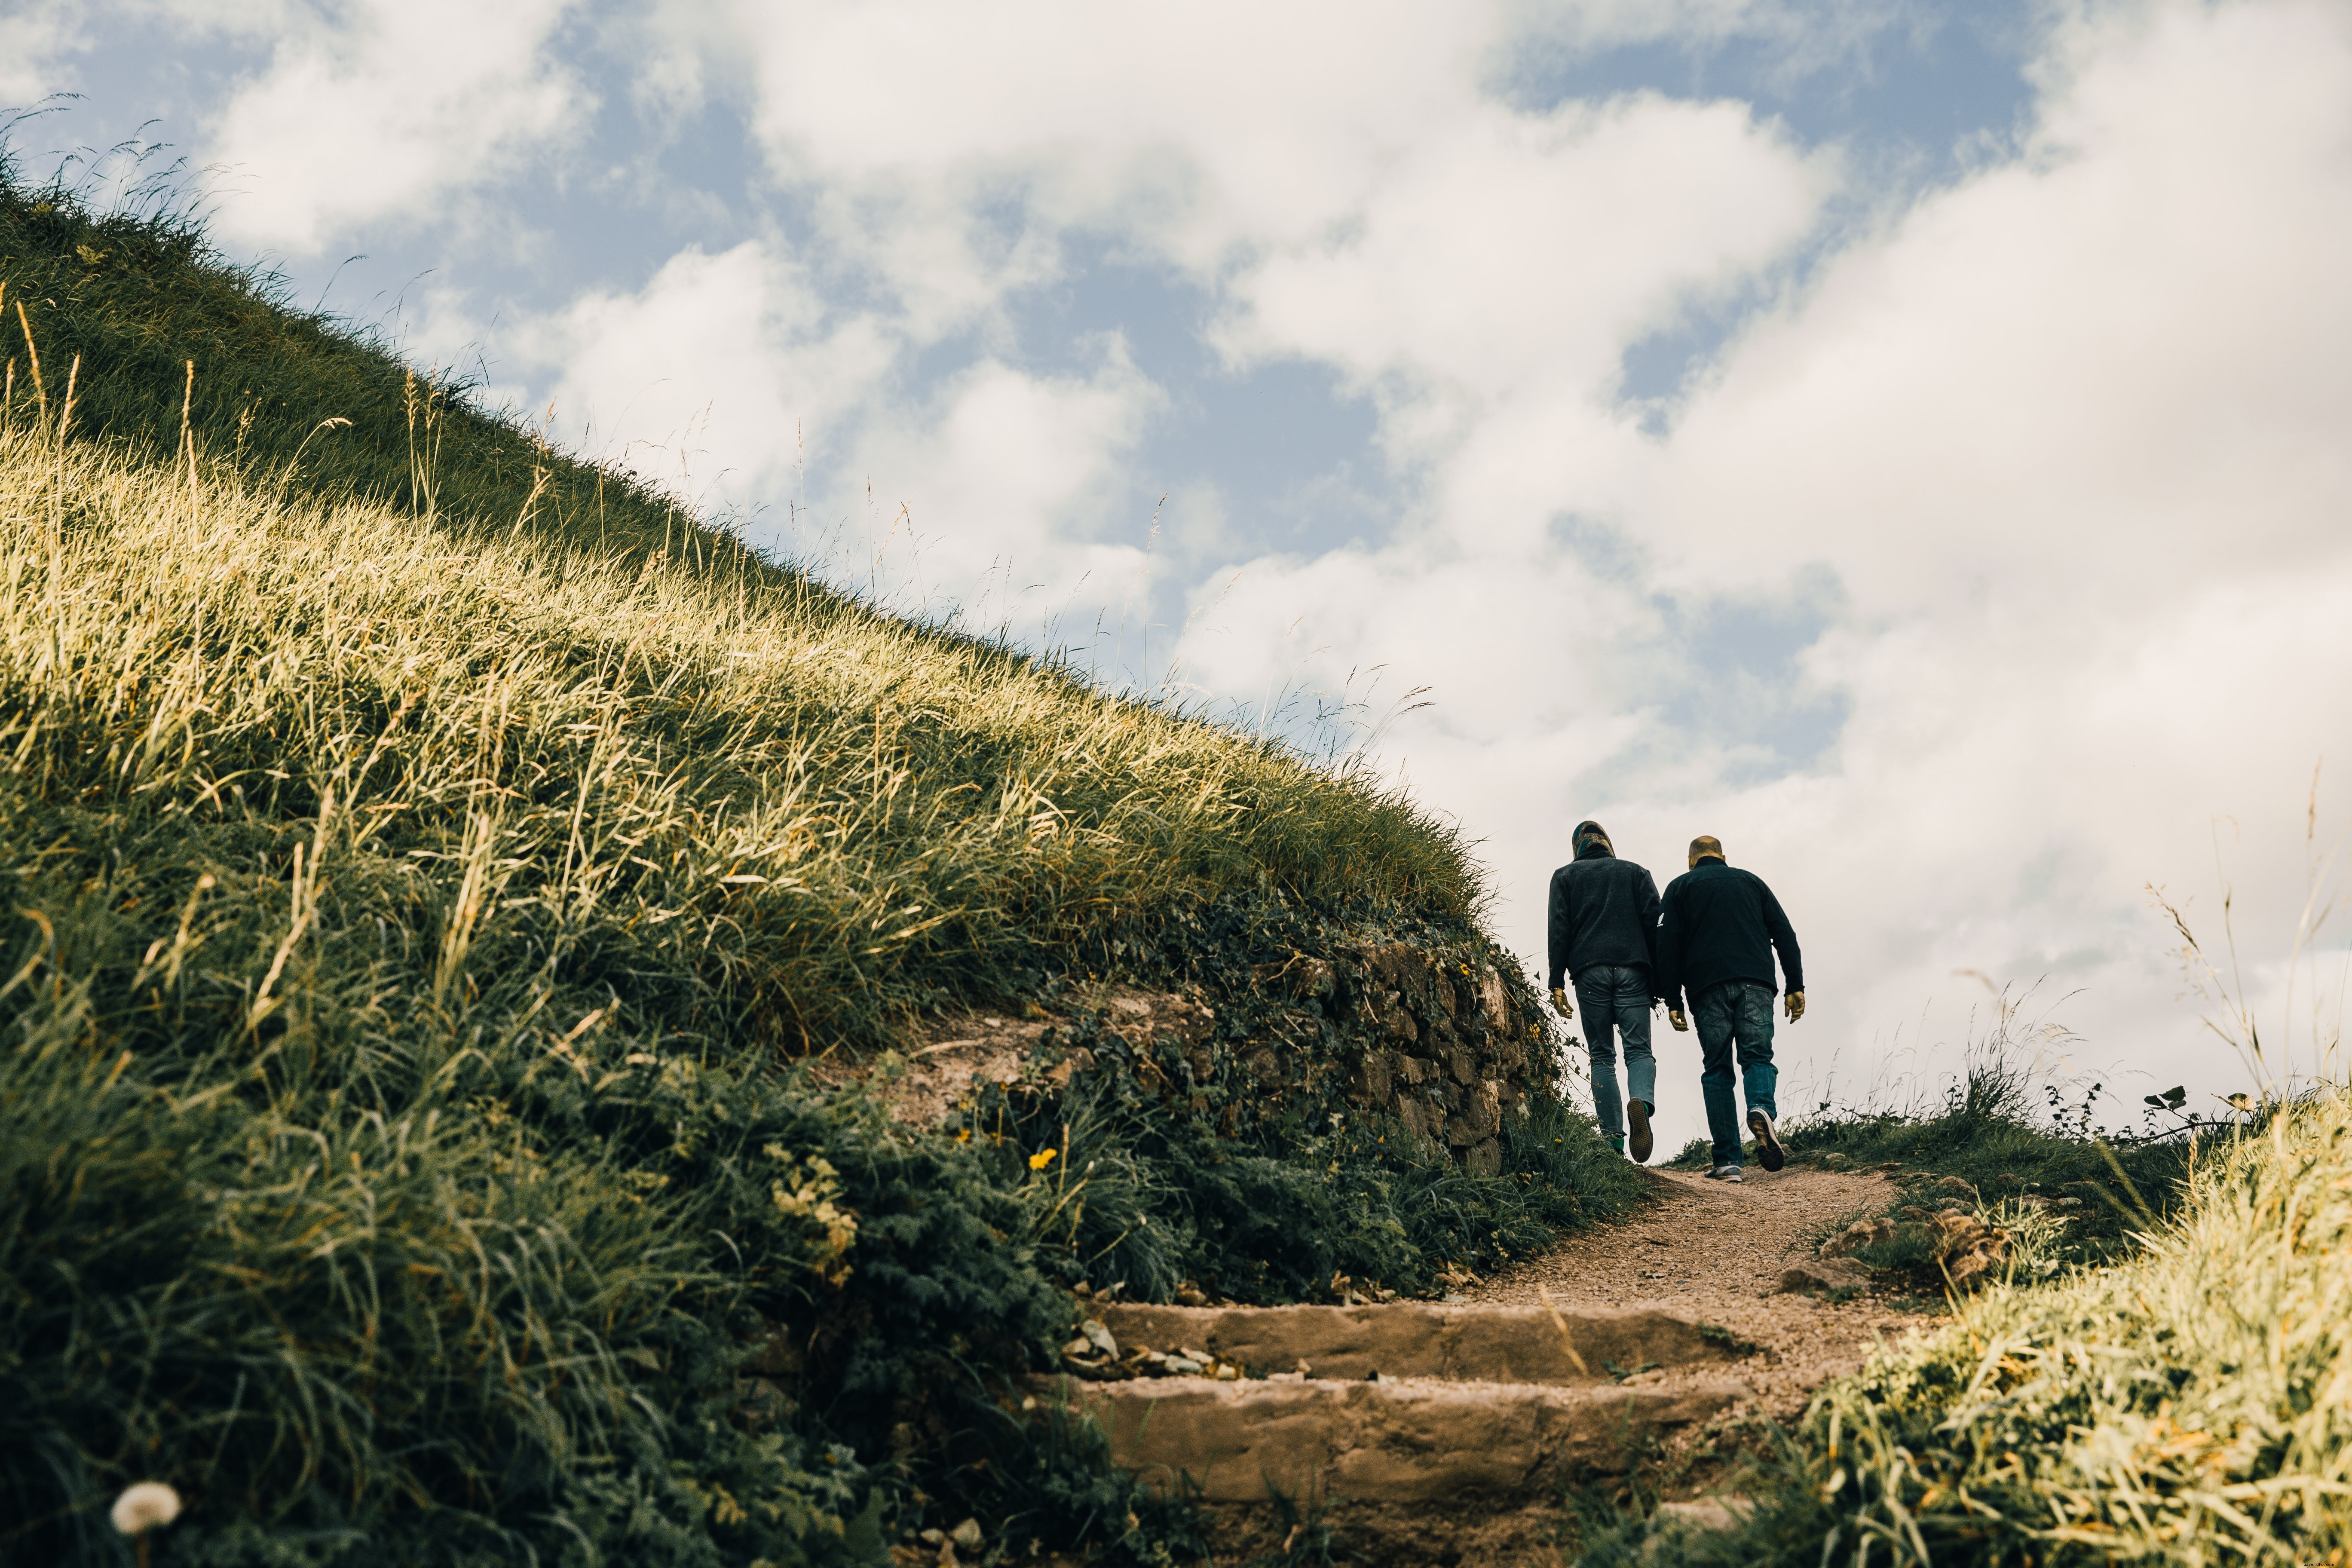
left=1574, top=820, right=1614, bottom=859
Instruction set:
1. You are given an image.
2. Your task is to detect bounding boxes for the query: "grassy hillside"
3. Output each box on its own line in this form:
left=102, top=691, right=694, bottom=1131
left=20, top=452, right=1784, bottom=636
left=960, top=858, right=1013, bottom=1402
left=0, top=173, right=1644, bottom=1565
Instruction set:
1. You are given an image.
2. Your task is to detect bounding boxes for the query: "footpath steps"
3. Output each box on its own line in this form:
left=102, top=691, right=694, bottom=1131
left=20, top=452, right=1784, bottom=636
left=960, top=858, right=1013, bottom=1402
left=1037, top=1302, right=1753, bottom=1520
left=1098, top=1300, right=1737, bottom=1384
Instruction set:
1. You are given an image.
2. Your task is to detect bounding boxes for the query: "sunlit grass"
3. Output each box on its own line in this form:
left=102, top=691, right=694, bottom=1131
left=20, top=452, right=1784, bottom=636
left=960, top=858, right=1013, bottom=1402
left=0, top=420, right=1477, bottom=1057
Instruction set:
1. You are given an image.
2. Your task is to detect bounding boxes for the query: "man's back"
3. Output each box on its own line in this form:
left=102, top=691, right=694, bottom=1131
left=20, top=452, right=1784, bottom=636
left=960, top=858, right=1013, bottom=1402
left=1546, top=852, right=1661, bottom=990
left=1657, top=859, right=1803, bottom=1007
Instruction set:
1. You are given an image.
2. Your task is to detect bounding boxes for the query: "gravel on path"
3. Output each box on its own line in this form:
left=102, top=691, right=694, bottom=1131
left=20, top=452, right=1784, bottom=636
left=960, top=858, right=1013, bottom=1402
left=1468, top=1164, right=1942, bottom=1417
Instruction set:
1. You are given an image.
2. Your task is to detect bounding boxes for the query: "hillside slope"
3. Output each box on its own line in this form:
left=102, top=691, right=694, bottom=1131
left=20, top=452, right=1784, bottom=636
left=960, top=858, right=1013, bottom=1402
left=0, top=175, right=1643, bottom=1565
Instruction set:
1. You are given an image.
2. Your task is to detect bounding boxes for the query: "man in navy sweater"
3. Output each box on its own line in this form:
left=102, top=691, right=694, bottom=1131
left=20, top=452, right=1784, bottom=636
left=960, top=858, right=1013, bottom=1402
left=1545, top=821, right=1663, bottom=1162
left=1657, top=835, right=1804, bottom=1182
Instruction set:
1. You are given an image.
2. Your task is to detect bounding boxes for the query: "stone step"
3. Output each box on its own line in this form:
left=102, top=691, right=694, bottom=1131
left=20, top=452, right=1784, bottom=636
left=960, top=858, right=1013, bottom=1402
left=1096, top=1301, right=1736, bottom=1385
left=1039, top=1371, right=1751, bottom=1504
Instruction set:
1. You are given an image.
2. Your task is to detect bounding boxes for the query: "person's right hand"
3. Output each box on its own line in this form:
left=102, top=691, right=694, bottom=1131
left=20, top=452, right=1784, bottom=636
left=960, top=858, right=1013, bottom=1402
left=1667, top=1008, right=1688, bottom=1032
left=1549, top=987, right=1573, bottom=1019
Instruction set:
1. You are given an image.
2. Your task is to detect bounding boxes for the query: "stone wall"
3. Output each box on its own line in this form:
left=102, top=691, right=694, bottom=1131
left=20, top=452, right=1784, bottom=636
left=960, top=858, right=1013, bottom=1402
left=875, top=934, right=1556, bottom=1179
left=1283, top=941, right=1544, bottom=1178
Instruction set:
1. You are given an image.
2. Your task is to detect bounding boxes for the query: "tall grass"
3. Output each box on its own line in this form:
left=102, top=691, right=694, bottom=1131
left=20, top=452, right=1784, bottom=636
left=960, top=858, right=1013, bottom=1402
left=0, top=417, right=1476, bottom=1047
left=1774, top=1043, right=2198, bottom=1271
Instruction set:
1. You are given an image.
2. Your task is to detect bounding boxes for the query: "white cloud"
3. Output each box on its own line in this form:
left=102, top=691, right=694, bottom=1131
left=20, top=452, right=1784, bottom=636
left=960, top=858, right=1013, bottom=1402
left=833, top=347, right=1166, bottom=622
left=480, top=238, right=893, bottom=511
left=1227, top=95, right=1828, bottom=392
left=0, top=1, right=84, bottom=109
left=723, top=0, right=1846, bottom=342
left=468, top=236, right=1164, bottom=634
left=1217, top=89, right=1834, bottom=550
left=198, top=0, right=585, bottom=253
left=1167, top=0, right=2352, bottom=1151
left=1649, top=0, right=2352, bottom=607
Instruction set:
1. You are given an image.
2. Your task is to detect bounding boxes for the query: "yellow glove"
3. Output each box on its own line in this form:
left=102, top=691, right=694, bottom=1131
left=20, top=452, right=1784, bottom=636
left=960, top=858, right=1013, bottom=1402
left=1785, top=990, right=1806, bottom=1022
left=1549, top=987, right=1573, bottom=1019
left=1667, top=1008, right=1688, bottom=1032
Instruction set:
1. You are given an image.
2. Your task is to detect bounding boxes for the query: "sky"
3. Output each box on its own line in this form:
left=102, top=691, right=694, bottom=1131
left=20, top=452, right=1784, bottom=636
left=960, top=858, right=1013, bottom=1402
left=12, top=0, right=2351, bottom=1158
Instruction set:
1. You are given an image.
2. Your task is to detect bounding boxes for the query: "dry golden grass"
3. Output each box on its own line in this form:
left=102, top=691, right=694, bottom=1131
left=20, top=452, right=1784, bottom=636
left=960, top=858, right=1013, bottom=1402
left=0, top=422, right=1476, bottom=1057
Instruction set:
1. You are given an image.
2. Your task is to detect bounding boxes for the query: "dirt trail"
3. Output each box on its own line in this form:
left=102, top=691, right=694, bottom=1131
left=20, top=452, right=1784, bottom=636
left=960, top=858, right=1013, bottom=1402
left=1050, top=1164, right=1944, bottom=1565
left=1468, top=1164, right=1937, bottom=1417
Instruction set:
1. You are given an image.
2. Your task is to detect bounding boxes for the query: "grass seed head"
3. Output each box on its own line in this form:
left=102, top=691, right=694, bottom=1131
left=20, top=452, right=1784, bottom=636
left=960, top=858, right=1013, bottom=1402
left=110, top=1482, right=181, bottom=1536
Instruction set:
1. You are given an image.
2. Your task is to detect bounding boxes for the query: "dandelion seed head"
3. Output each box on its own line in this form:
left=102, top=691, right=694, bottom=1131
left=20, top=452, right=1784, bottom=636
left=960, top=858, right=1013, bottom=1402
left=111, top=1482, right=182, bottom=1535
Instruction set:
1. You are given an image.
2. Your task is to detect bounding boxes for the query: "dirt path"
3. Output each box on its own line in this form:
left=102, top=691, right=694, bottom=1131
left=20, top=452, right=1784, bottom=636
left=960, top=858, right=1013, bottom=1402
left=1468, top=1164, right=1938, bottom=1417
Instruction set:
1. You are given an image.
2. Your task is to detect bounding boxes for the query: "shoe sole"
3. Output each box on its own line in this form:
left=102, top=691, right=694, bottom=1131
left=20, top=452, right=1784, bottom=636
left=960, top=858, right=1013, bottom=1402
left=1749, top=1110, right=1785, bottom=1172
left=1628, top=1101, right=1654, bottom=1164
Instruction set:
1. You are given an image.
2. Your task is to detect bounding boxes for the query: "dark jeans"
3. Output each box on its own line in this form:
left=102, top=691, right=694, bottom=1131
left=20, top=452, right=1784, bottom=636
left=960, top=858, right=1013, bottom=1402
left=1694, top=981, right=1778, bottom=1168
left=1574, top=965, right=1655, bottom=1142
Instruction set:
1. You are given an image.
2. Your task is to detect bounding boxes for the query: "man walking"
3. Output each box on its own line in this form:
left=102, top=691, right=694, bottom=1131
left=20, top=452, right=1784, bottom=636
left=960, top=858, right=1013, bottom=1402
left=1657, top=835, right=1804, bottom=1183
left=1546, top=821, right=1663, bottom=1163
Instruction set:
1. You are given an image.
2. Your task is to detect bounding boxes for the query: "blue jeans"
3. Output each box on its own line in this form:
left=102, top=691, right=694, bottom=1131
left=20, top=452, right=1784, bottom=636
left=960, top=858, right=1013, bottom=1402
left=1694, top=981, right=1778, bottom=1168
left=1574, top=965, right=1656, bottom=1142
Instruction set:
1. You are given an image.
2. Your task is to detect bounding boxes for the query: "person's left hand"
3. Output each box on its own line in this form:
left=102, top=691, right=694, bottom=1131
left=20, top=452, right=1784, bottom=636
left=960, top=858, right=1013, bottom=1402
left=1549, top=987, right=1573, bottom=1019
left=1785, top=990, right=1806, bottom=1022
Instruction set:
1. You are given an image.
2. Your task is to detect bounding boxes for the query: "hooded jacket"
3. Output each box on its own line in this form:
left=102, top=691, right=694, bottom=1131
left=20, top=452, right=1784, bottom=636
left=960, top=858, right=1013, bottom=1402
left=1655, top=857, right=1803, bottom=1009
left=1545, top=838, right=1662, bottom=992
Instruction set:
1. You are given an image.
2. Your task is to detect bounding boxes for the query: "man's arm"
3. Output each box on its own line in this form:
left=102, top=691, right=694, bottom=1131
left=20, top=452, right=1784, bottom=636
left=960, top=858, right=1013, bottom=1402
left=1638, top=868, right=1662, bottom=995
left=1656, top=880, right=1687, bottom=1025
left=1759, top=879, right=1804, bottom=1018
left=1546, top=867, right=1572, bottom=997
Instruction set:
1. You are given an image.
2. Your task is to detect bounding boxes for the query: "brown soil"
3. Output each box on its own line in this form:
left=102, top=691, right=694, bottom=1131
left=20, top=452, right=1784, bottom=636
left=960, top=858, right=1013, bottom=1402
left=1468, top=1163, right=1940, bottom=1418
left=806, top=986, right=1219, bottom=1125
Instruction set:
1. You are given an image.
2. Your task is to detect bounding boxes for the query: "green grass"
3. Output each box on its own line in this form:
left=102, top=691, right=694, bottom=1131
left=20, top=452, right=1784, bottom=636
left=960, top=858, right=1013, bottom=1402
left=0, top=171, right=1648, bottom=1565
left=1668, top=1047, right=2198, bottom=1271
left=1577, top=1089, right=2352, bottom=1566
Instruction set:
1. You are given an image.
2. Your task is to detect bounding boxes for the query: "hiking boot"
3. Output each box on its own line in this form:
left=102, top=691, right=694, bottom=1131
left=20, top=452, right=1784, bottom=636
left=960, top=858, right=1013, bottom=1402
left=1627, top=1099, right=1654, bottom=1164
left=1704, top=1164, right=1744, bottom=1183
left=1749, top=1109, right=1785, bottom=1172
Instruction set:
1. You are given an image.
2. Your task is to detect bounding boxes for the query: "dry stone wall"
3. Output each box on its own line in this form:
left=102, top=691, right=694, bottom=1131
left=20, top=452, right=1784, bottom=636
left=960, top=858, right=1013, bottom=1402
left=1295, top=942, right=1544, bottom=1177
left=866, top=930, right=1559, bottom=1177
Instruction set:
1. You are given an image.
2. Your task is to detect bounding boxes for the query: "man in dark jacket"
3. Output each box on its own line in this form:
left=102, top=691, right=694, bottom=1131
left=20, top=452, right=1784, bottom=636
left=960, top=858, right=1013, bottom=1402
left=1657, top=835, right=1804, bottom=1182
left=1546, top=820, right=1663, bottom=1162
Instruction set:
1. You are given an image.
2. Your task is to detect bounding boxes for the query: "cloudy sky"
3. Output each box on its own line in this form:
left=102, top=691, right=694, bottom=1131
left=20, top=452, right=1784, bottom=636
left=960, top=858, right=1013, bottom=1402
left=14, top=0, right=2350, bottom=1152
